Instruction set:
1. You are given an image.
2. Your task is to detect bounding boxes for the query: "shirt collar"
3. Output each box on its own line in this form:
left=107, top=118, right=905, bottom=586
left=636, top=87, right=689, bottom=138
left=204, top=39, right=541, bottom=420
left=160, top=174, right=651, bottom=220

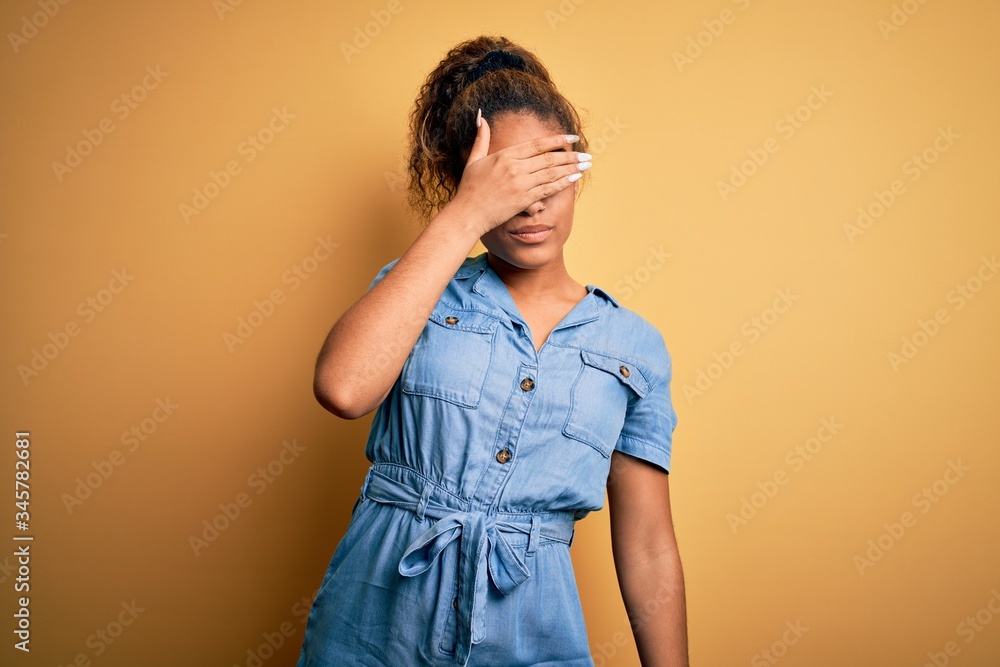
left=455, top=252, right=619, bottom=331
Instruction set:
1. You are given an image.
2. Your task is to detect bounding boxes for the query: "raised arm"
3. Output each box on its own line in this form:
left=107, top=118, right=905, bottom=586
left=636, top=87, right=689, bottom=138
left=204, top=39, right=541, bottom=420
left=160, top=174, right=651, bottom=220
left=312, top=204, right=480, bottom=419
left=313, top=112, right=589, bottom=419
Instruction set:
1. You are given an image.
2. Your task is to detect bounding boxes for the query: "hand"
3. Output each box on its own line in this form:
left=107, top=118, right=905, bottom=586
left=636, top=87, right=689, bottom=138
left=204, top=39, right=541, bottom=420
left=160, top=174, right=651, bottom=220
left=448, top=111, right=591, bottom=237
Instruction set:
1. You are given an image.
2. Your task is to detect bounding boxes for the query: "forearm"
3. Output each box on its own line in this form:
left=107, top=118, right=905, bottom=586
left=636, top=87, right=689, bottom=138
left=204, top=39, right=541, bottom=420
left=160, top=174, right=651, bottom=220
left=617, top=549, right=689, bottom=667
left=313, top=201, right=483, bottom=418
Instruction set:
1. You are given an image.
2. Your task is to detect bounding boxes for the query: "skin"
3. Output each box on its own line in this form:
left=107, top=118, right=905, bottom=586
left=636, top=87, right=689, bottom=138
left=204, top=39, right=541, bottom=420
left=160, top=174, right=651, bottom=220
left=312, top=108, right=688, bottom=666
left=608, top=451, right=689, bottom=667
left=477, top=111, right=589, bottom=352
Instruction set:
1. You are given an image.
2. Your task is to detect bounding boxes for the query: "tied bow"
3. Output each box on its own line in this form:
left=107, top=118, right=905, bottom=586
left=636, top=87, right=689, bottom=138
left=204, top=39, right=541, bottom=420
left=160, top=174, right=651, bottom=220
left=398, top=509, right=532, bottom=665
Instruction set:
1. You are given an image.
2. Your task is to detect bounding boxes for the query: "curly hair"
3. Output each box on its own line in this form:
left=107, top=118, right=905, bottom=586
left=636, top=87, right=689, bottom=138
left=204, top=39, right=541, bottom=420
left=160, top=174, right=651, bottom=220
left=405, top=34, right=591, bottom=225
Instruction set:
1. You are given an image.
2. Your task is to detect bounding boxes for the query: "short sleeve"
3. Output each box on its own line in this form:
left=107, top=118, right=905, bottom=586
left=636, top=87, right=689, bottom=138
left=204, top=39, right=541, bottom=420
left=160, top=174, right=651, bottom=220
left=614, top=331, right=678, bottom=474
left=365, top=257, right=402, bottom=293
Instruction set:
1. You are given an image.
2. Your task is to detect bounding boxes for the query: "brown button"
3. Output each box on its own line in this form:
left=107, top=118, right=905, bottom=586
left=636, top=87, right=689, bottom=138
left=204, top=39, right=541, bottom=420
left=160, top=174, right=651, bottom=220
left=445, top=316, right=459, bottom=325
left=520, top=377, right=535, bottom=391
left=619, top=365, right=630, bottom=378
left=496, top=448, right=511, bottom=463
left=453, top=596, right=459, bottom=609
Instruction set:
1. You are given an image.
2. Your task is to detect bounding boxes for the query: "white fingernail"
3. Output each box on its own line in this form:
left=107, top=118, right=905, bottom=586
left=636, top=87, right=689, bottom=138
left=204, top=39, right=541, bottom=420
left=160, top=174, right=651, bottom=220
left=578, top=161, right=592, bottom=171
left=577, top=152, right=592, bottom=162
left=568, top=173, right=582, bottom=182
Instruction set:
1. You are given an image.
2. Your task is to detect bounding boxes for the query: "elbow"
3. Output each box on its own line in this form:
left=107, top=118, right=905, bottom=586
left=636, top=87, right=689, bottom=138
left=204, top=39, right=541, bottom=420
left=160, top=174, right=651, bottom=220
left=313, top=373, right=368, bottom=420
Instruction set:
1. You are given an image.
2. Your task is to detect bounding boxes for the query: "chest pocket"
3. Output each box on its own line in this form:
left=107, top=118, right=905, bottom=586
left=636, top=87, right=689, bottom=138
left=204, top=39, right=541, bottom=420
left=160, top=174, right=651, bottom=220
left=562, top=349, right=651, bottom=457
left=401, top=304, right=501, bottom=409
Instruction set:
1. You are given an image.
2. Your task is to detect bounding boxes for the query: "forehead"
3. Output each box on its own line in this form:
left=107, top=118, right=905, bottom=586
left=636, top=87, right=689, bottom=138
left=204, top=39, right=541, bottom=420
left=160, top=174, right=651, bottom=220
left=487, top=111, right=565, bottom=154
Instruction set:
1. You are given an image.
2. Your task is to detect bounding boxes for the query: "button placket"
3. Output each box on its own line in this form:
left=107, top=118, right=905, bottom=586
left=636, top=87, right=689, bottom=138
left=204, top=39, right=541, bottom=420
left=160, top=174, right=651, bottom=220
left=470, top=361, right=538, bottom=507
left=498, top=373, right=533, bottom=465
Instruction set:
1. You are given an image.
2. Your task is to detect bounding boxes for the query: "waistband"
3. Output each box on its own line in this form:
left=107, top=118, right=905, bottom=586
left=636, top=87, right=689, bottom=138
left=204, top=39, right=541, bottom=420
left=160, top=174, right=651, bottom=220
left=358, top=463, right=577, bottom=665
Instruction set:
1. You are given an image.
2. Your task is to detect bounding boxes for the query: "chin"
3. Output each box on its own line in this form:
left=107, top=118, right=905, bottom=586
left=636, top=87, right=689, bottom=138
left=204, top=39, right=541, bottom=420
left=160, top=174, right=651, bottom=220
left=487, top=244, right=559, bottom=270
left=484, top=226, right=570, bottom=267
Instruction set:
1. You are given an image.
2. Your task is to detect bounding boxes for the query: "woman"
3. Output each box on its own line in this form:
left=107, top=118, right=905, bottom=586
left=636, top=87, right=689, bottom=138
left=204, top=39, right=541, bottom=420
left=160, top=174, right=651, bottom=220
left=297, top=35, right=687, bottom=666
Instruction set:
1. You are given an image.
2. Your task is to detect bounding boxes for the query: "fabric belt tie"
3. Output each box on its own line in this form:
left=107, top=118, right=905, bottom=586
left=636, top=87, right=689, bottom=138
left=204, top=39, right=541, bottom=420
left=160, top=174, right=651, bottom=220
left=360, top=465, right=576, bottom=665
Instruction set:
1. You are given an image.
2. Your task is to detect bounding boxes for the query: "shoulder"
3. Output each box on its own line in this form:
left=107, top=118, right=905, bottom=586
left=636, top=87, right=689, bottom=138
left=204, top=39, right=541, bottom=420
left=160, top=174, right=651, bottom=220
left=367, top=253, right=484, bottom=293
left=585, top=287, right=673, bottom=388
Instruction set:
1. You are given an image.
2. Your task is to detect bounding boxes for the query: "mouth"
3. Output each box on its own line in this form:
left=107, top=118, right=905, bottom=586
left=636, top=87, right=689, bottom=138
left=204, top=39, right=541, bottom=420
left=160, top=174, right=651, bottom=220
left=508, top=225, right=553, bottom=244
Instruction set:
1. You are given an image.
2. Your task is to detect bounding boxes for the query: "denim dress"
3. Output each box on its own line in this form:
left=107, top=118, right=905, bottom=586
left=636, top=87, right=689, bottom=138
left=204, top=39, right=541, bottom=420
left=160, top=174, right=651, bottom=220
left=297, top=252, right=678, bottom=667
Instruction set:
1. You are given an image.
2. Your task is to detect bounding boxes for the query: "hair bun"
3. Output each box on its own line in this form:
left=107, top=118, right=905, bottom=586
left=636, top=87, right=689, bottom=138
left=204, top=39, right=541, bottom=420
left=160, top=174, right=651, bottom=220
left=467, top=49, right=526, bottom=84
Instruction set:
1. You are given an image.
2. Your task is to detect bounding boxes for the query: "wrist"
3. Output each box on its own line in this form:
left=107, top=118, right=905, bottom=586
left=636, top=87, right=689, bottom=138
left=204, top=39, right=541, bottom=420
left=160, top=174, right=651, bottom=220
left=435, top=199, right=488, bottom=245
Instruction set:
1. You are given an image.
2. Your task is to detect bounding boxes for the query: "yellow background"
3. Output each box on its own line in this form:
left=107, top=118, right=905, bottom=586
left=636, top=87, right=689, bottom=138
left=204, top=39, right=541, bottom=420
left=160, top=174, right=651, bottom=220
left=1, top=0, right=998, bottom=665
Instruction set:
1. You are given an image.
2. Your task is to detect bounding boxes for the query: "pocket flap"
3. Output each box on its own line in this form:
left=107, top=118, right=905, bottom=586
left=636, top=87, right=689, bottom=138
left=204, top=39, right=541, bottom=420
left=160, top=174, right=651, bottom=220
left=579, top=349, right=651, bottom=399
left=428, top=306, right=500, bottom=334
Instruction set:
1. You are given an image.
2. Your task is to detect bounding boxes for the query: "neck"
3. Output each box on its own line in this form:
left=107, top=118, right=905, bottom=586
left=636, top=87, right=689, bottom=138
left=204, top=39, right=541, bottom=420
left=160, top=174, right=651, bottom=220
left=486, top=250, right=576, bottom=299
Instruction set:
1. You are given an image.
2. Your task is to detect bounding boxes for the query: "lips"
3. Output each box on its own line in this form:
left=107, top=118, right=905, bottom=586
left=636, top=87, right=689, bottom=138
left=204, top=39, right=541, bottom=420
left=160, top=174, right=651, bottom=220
left=510, top=225, right=551, bottom=234
left=509, top=225, right=553, bottom=244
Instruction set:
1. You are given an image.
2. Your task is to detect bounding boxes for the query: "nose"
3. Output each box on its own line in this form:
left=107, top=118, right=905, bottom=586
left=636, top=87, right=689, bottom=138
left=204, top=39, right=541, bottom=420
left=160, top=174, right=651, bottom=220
left=521, top=200, right=545, bottom=216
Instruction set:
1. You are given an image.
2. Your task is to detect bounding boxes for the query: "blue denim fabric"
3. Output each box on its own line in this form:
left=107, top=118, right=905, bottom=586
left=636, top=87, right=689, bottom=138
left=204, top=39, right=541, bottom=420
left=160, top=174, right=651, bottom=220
left=297, top=252, right=678, bottom=666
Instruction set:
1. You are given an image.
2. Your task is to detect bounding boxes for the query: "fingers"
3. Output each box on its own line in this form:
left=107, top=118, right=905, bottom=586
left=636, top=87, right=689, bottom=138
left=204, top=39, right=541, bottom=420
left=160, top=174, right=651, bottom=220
left=521, top=147, right=592, bottom=188
left=520, top=147, right=592, bottom=176
left=464, top=108, right=491, bottom=167
left=505, top=131, right=580, bottom=160
left=524, top=159, right=591, bottom=202
left=456, top=110, right=589, bottom=223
